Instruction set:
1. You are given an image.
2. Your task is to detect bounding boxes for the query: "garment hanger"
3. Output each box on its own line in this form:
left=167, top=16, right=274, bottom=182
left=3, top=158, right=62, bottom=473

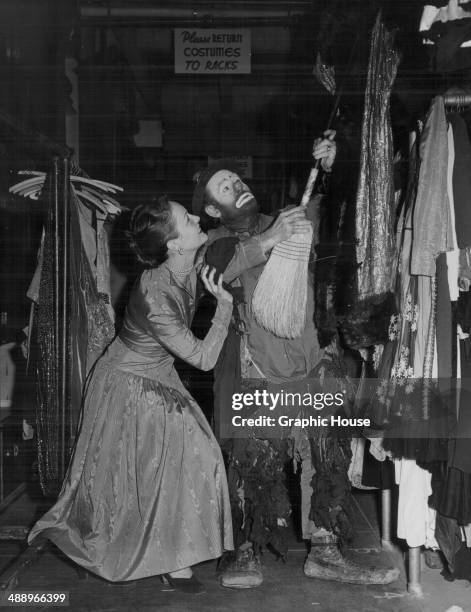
left=9, top=173, right=123, bottom=216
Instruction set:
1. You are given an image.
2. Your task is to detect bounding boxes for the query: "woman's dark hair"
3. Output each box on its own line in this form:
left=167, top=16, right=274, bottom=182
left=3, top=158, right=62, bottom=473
left=126, top=195, right=178, bottom=268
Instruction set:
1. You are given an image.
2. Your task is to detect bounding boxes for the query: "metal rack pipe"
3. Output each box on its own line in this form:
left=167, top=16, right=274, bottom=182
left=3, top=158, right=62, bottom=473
left=444, top=93, right=471, bottom=106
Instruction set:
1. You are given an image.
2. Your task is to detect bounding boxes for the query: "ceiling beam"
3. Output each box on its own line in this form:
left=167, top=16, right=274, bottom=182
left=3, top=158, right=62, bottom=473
left=80, top=2, right=310, bottom=25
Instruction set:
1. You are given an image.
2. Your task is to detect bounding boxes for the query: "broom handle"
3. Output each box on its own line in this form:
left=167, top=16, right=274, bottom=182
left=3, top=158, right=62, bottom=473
left=299, top=83, right=344, bottom=208
left=300, top=163, right=320, bottom=207
left=300, top=33, right=360, bottom=209
left=299, top=92, right=341, bottom=208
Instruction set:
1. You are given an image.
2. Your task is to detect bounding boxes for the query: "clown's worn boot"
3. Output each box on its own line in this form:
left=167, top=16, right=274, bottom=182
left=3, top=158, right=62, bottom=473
left=219, top=542, right=263, bottom=589
left=304, top=536, right=400, bottom=585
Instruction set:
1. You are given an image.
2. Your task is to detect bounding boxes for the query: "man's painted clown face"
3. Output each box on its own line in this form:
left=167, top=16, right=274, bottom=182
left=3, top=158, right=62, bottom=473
left=204, top=169, right=259, bottom=226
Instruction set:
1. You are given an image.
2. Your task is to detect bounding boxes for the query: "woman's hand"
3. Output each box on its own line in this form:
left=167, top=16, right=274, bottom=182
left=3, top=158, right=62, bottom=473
left=201, top=265, right=233, bottom=304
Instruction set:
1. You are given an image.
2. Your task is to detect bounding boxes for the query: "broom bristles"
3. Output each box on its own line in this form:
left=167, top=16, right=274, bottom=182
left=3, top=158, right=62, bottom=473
left=251, top=228, right=313, bottom=338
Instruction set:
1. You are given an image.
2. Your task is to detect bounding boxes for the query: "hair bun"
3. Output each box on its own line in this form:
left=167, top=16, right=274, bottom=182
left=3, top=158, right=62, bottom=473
left=124, top=197, right=176, bottom=269
left=123, top=229, right=148, bottom=267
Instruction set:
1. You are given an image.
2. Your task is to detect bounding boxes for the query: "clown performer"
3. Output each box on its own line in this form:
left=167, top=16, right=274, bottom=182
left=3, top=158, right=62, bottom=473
left=191, top=131, right=399, bottom=589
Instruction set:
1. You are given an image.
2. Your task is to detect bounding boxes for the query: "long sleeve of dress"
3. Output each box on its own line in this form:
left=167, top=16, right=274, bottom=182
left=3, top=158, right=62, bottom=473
left=147, top=293, right=232, bottom=371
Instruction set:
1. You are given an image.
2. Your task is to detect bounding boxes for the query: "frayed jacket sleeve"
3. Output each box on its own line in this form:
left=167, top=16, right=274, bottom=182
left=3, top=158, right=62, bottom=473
left=204, top=225, right=272, bottom=284
left=222, top=235, right=268, bottom=282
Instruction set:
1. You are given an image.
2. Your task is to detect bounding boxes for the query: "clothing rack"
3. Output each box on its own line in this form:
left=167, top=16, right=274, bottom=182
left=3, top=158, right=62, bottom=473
left=0, top=109, right=74, bottom=591
left=399, top=97, right=471, bottom=598
left=0, top=106, right=72, bottom=492
left=0, top=106, right=73, bottom=493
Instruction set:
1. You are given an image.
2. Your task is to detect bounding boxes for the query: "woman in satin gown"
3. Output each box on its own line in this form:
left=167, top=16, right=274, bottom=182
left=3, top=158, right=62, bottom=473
left=28, top=196, right=234, bottom=589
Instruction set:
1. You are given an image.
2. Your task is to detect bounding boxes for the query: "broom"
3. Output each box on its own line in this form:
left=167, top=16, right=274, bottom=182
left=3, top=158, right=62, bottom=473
left=251, top=89, right=340, bottom=338
left=251, top=41, right=358, bottom=339
left=250, top=161, right=318, bottom=338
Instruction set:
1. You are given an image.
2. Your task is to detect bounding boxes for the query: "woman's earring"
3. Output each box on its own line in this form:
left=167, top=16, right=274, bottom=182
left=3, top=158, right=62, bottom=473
left=178, top=247, right=184, bottom=255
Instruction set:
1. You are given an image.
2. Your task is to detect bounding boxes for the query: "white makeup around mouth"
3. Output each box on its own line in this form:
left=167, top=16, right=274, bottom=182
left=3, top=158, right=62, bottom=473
left=235, top=192, right=253, bottom=209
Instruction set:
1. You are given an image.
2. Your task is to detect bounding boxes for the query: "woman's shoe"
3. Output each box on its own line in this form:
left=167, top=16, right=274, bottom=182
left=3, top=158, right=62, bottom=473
left=161, top=574, right=206, bottom=594
left=159, top=574, right=176, bottom=591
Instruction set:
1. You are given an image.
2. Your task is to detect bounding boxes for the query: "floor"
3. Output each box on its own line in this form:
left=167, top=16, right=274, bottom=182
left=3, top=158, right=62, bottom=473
left=0, top=487, right=470, bottom=612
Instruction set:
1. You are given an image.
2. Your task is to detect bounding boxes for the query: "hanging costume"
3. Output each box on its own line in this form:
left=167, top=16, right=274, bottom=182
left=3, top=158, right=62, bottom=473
left=355, top=15, right=400, bottom=300
left=365, top=95, right=471, bottom=570
left=13, top=166, right=120, bottom=497
left=342, top=14, right=400, bottom=349
left=34, top=177, right=115, bottom=496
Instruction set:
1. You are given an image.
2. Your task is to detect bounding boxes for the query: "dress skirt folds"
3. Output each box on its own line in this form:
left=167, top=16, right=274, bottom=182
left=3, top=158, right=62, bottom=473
left=28, top=338, right=234, bottom=581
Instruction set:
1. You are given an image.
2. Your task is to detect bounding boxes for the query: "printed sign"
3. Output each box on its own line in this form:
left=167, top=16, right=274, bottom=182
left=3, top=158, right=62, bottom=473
left=175, top=29, right=251, bottom=74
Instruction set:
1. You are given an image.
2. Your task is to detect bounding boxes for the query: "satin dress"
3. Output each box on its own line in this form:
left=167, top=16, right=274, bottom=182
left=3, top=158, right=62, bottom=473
left=28, top=264, right=234, bottom=581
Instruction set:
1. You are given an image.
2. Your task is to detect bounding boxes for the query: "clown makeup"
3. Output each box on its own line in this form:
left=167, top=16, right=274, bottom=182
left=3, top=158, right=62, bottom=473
left=205, top=169, right=259, bottom=230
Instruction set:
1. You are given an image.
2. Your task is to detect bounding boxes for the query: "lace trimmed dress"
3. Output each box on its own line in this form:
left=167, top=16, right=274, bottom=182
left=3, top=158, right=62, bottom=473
left=28, top=264, right=234, bottom=581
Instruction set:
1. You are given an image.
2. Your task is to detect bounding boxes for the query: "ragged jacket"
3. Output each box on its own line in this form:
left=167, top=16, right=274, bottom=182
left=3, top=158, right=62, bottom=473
left=206, top=214, right=323, bottom=384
